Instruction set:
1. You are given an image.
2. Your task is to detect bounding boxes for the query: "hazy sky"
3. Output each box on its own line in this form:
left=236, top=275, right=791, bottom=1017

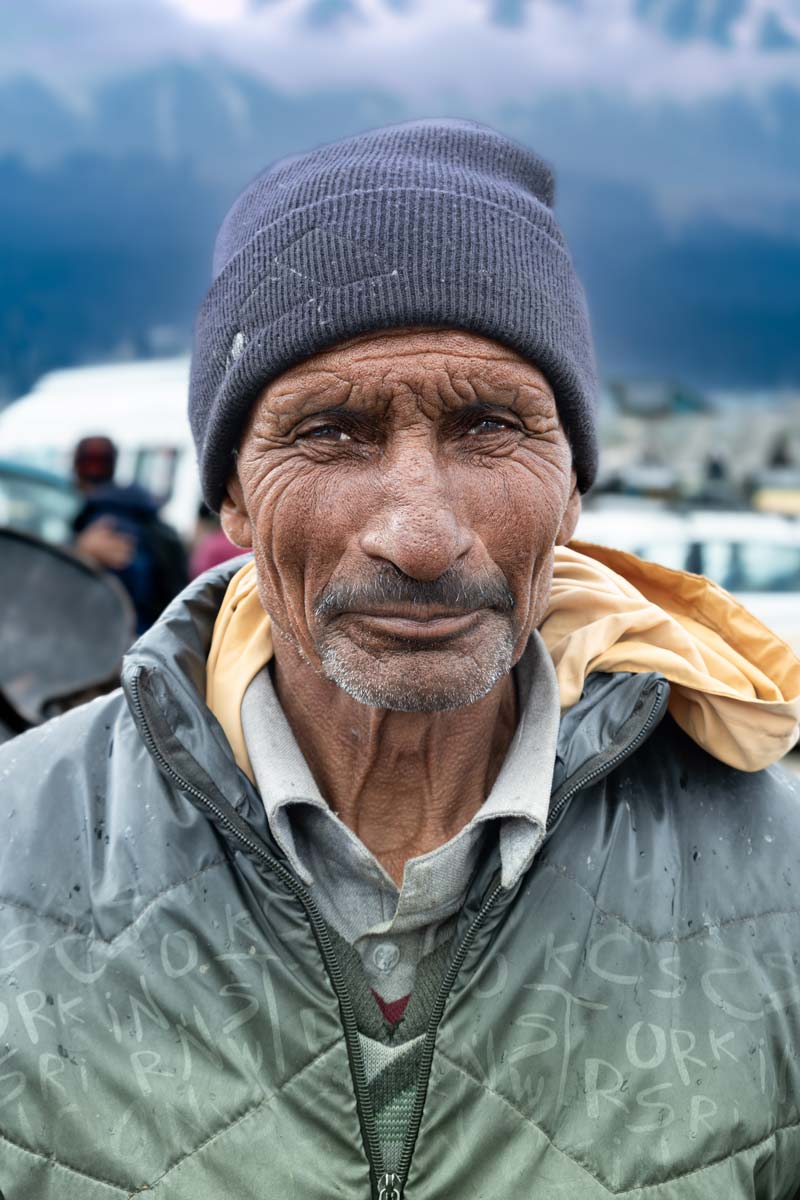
left=4, top=0, right=800, bottom=107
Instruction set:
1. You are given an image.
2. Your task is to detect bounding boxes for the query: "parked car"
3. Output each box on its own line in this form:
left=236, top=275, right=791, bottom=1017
left=576, top=503, right=800, bottom=656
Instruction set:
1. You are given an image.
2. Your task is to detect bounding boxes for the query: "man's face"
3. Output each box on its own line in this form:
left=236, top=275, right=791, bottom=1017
left=222, top=328, right=579, bottom=711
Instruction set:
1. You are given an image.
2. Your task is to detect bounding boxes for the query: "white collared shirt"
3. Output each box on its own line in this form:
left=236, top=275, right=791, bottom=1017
left=241, top=631, right=560, bottom=1000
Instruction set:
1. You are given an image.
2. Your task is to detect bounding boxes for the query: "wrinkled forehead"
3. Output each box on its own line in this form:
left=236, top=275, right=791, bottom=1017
left=259, top=327, right=557, bottom=419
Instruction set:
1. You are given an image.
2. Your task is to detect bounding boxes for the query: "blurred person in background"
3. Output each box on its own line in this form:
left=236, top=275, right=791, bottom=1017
left=189, top=500, right=243, bottom=578
left=1, top=121, right=800, bottom=1200
left=72, top=433, right=188, bottom=633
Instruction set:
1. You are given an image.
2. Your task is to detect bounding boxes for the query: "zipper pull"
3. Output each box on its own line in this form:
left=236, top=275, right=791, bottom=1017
left=378, top=1172, right=402, bottom=1200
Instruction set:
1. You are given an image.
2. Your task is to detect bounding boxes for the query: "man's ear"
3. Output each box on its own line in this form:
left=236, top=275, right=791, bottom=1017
left=219, top=467, right=253, bottom=549
left=555, top=473, right=581, bottom=546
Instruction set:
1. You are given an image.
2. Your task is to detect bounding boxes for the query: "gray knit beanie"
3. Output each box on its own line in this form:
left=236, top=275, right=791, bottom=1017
left=189, top=118, right=599, bottom=509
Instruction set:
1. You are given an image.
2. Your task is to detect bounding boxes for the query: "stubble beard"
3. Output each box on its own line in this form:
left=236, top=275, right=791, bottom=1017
left=316, top=625, right=517, bottom=712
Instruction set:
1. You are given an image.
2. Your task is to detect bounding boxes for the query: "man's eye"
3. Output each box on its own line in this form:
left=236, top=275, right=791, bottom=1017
left=302, top=425, right=352, bottom=442
left=467, top=416, right=515, bottom=434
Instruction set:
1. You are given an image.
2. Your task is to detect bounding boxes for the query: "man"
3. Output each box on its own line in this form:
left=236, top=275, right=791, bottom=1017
left=2, top=120, right=800, bottom=1200
left=71, top=435, right=189, bottom=634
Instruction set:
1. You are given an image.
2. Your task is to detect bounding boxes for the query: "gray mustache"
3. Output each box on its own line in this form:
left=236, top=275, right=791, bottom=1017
left=314, top=566, right=515, bottom=619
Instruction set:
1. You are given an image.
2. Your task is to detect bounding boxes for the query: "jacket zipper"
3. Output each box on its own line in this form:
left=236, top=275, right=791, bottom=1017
left=393, top=877, right=504, bottom=1189
left=129, top=668, right=667, bottom=1199
left=545, top=678, right=668, bottom=835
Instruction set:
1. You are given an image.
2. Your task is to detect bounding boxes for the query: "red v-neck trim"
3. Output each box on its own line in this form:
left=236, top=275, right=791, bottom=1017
left=372, top=990, right=411, bottom=1026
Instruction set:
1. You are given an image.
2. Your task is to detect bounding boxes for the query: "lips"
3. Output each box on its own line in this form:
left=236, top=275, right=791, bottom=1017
left=339, top=609, right=483, bottom=642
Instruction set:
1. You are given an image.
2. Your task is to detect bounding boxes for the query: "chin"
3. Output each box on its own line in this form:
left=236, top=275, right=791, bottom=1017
left=318, top=636, right=516, bottom=712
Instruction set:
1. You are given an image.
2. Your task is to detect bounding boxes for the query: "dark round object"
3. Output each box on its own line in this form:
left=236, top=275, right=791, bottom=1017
left=0, top=527, right=135, bottom=736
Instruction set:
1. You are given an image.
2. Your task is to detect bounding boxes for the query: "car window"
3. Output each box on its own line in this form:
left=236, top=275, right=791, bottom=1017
left=701, top=540, right=800, bottom=593
left=632, top=541, right=690, bottom=572
left=0, top=471, right=80, bottom=543
left=133, top=447, right=179, bottom=502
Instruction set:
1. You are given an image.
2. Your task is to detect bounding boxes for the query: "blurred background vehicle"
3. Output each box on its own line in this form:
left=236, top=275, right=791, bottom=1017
left=0, top=362, right=193, bottom=650
left=576, top=503, right=800, bottom=656
left=0, top=357, right=197, bottom=538
left=0, top=458, right=81, bottom=543
left=0, top=527, right=135, bottom=744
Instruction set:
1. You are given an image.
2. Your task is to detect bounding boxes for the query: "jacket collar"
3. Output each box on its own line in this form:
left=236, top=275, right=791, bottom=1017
left=122, top=558, right=669, bottom=824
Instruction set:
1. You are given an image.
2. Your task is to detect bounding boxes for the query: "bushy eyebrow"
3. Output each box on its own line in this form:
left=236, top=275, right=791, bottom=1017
left=435, top=369, right=557, bottom=420
left=263, top=373, right=355, bottom=420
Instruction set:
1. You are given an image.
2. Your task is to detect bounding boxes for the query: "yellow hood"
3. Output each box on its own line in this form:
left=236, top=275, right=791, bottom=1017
left=207, top=546, right=800, bottom=780
left=544, top=541, right=800, bottom=772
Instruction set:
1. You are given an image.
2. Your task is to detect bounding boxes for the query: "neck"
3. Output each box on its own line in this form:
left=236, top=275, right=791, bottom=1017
left=272, top=640, right=518, bottom=885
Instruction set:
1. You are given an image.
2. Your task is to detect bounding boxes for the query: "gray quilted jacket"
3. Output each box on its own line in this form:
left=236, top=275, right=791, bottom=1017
left=1, top=563, right=799, bottom=1199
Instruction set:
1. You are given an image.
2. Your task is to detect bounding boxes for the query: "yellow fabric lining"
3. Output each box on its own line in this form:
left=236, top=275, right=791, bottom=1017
left=205, top=562, right=272, bottom=781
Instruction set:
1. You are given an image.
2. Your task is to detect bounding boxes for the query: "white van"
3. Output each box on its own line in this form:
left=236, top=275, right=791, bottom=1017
left=577, top=502, right=800, bottom=656
left=0, top=357, right=199, bottom=539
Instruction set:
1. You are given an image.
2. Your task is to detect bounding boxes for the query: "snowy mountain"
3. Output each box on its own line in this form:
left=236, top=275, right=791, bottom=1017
left=1, top=0, right=798, bottom=220
left=631, top=0, right=798, bottom=47
left=0, top=0, right=798, bottom=397
left=1, top=55, right=798, bottom=232
left=257, top=0, right=800, bottom=47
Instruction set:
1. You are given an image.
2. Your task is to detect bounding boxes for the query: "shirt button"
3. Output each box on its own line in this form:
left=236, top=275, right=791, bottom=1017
left=372, top=942, right=400, bottom=973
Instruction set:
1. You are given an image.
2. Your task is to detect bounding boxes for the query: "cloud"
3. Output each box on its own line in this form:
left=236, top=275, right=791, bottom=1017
left=2, top=0, right=800, bottom=107
left=0, top=0, right=201, bottom=104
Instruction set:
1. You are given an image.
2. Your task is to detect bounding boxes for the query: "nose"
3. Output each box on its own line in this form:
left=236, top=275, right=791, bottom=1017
left=359, top=446, right=474, bottom=582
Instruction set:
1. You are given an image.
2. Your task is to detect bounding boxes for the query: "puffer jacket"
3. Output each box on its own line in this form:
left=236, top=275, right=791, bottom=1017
left=1, top=563, right=800, bottom=1200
